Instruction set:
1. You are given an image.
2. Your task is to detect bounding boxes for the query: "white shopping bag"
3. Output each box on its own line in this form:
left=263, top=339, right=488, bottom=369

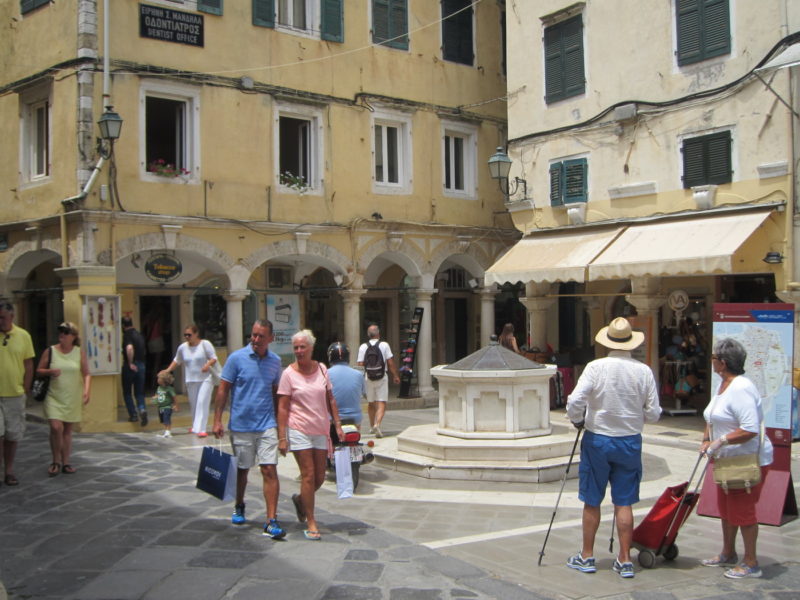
left=334, top=447, right=353, bottom=499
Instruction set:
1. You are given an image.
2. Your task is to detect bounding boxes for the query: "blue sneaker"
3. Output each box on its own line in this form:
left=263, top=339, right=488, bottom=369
left=264, top=518, right=286, bottom=540
left=613, top=559, right=635, bottom=578
left=232, top=503, right=246, bottom=525
left=567, top=552, right=596, bottom=573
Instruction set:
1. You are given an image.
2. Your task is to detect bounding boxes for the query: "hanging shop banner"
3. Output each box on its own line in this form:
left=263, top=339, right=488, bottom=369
left=82, top=295, right=122, bottom=375
left=697, top=303, right=797, bottom=526
left=266, top=294, right=300, bottom=364
left=144, top=254, right=182, bottom=283
left=140, top=4, right=204, bottom=47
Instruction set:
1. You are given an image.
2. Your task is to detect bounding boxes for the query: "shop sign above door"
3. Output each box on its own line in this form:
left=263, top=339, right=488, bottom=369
left=140, top=3, right=204, bottom=47
left=145, top=254, right=183, bottom=283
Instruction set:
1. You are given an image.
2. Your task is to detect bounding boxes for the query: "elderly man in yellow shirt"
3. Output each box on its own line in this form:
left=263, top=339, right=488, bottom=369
left=0, top=300, right=35, bottom=486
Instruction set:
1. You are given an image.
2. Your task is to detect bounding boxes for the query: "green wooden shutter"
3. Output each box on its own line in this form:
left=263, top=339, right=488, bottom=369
left=21, top=0, right=49, bottom=14
left=677, top=0, right=729, bottom=65
left=544, top=15, right=584, bottom=104
left=564, top=159, right=587, bottom=203
left=702, top=0, right=730, bottom=60
left=562, top=17, right=585, bottom=99
left=682, top=137, right=706, bottom=188
left=544, top=26, right=564, bottom=103
left=676, top=0, right=701, bottom=65
left=389, top=0, right=408, bottom=50
left=682, top=131, right=731, bottom=188
left=550, top=163, right=564, bottom=206
left=373, top=0, right=390, bottom=44
left=253, top=0, right=274, bottom=28
left=442, top=0, right=473, bottom=65
left=321, top=0, right=344, bottom=42
left=198, top=0, right=223, bottom=16
left=706, top=131, right=732, bottom=185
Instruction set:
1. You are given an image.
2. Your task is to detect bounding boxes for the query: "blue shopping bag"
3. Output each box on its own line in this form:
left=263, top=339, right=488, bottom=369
left=196, top=446, right=238, bottom=501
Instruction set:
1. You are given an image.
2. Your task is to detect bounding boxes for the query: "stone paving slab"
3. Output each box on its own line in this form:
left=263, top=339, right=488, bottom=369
left=1, top=423, right=543, bottom=600
left=2, top=408, right=799, bottom=600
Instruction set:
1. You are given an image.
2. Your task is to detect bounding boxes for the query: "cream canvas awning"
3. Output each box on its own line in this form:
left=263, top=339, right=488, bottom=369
left=485, top=227, right=622, bottom=285
left=588, top=210, right=774, bottom=281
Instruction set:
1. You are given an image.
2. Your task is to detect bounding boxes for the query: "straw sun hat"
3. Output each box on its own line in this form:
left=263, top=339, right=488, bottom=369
left=595, top=317, right=644, bottom=351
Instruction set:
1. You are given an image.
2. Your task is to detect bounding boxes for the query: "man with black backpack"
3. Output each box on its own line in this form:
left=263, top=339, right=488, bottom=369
left=356, top=324, right=399, bottom=438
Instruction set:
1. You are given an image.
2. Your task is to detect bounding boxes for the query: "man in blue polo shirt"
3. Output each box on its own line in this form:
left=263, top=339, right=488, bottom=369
left=213, top=319, right=285, bottom=539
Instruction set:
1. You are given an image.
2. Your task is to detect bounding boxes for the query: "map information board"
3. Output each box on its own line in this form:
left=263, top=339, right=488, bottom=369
left=712, top=303, right=793, bottom=430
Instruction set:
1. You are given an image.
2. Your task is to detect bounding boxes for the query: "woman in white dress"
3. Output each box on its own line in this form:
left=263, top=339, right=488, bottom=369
left=164, top=324, right=218, bottom=437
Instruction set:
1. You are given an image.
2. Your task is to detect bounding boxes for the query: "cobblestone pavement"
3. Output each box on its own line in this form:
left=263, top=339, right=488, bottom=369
left=1, top=407, right=798, bottom=600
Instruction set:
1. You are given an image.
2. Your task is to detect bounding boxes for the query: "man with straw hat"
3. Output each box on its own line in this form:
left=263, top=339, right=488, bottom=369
left=566, top=317, right=662, bottom=579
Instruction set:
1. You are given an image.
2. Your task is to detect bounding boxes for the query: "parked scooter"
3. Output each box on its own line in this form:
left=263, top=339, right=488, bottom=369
left=330, top=421, right=374, bottom=492
left=325, top=341, right=374, bottom=492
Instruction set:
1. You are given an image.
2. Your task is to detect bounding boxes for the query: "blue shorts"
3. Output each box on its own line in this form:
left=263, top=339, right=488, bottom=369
left=158, top=407, right=173, bottom=426
left=578, top=430, right=642, bottom=507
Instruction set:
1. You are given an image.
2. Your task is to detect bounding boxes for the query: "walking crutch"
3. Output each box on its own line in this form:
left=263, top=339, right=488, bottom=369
left=538, top=426, right=582, bottom=566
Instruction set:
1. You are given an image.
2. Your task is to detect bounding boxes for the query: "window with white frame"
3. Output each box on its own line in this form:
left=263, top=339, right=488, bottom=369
left=19, top=83, right=51, bottom=183
left=277, top=0, right=310, bottom=30
left=276, top=103, right=323, bottom=193
left=373, top=111, right=412, bottom=193
left=140, top=81, right=200, bottom=181
left=442, top=121, right=476, bottom=197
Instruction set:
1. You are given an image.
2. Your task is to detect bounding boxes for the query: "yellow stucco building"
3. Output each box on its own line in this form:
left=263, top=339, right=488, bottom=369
left=488, top=0, right=800, bottom=412
left=0, top=0, right=518, bottom=431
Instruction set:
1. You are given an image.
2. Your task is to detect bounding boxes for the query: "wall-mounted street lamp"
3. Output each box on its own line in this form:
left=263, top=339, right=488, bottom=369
left=97, top=106, right=123, bottom=158
left=763, top=251, right=784, bottom=264
left=487, top=146, right=527, bottom=201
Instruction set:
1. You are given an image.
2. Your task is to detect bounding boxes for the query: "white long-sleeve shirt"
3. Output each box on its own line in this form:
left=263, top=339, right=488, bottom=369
left=567, top=350, right=661, bottom=437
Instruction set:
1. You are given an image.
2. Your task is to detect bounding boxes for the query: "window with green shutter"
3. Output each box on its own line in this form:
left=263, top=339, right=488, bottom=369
left=253, top=0, right=275, bottom=28
left=682, top=131, right=731, bottom=188
left=373, top=0, right=408, bottom=50
left=550, top=158, right=588, bottom=206
left=321, top=0, right=344, bottom=42
left=676, top=0, right=730, bottom=66
left=442, top=0, right=473, bottom=66
left=21, top=0, right=49, bottom=15
left=198, top=0, right=223, bottom=16
left=544, top=15, right=585, bottom=104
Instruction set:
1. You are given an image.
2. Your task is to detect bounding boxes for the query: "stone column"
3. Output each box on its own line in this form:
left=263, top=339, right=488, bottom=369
left=479, top=286, right=497, bottom=347
left=415, top=289, right=437, bottom=398
left=519, top=295, right=556, bottom=351
left=581, top=297, right=606, bottom=358
left=340, top=288, right=365, bottom=365
left=224, top=290, right=249, bottom=351
left=626, top=294, right=665, bottom=383
left=54, top=266, right=117, bottom=432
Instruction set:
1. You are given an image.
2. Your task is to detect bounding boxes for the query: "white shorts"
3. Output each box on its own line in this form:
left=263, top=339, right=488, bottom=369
left=230, top=428, right=278, bottom=469
left=287, top=427, right=328, bottom=451
left=0, top=396, right=26, bottom=441
left=365, top=376, right=389, bottom=403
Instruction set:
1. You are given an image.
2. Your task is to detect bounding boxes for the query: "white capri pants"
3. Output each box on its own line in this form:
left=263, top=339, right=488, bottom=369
left=186, top=378, right=214, bottom=434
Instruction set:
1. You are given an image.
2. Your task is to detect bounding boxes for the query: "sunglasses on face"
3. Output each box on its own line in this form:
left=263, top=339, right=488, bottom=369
left=184, top=333, right=193, bottom=338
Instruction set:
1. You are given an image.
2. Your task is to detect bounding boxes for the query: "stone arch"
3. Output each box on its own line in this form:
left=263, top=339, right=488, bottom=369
left=115, top=233, right=237, bottom=273
left=357, top=236, right=424, bottom=285
left=427, top=239, right=493, bottom=280
left=243, top=240, right=351, bottom=278
left=3, top=239, right=63, bottom=279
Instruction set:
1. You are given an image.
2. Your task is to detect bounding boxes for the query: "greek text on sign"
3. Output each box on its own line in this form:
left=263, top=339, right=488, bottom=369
left=145, top=254, right=183, bottom=283
left=140, top=3, right=204, bottom=47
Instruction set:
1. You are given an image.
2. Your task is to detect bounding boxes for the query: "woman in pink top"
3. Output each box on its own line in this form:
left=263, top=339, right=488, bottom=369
left=277, top=329, right=344, bottom=540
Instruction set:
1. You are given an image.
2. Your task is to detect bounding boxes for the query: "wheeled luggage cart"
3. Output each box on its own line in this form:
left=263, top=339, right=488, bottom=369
left=632, top=454, right=708, bottom=568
